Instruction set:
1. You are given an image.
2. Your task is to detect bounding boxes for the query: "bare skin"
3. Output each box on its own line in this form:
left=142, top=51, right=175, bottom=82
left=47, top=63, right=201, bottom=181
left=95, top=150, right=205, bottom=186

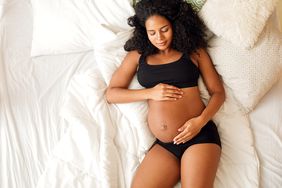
left=106, top=15, right=225, bottom=188
left=147, top=86, right=205, bottom=142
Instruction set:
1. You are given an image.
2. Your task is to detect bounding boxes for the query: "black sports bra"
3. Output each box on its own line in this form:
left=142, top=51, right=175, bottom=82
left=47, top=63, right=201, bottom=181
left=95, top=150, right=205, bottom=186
left=137, top=53, right=199, bottom=88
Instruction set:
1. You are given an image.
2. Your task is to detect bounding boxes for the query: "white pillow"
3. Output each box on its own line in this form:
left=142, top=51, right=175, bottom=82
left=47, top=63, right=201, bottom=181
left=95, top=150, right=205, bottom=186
left=208, top=19, right=282, bottom=113
left=94, top=29, right=149, bottom=125
left=199, top=0, right=279, bottom=49
left=30, top=0, right=134, bottom=57
left=0, top=1, right=6, bottom=19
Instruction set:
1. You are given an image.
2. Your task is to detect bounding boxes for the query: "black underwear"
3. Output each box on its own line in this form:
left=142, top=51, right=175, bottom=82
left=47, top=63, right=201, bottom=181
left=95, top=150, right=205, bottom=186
left=153, top=120, right=221, bottom=160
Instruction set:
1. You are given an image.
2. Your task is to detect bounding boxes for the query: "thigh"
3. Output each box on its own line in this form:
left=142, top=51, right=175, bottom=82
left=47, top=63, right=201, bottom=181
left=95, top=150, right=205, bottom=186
left=181, top=143, right=221, bottom=188
left=131, top=144, right=180, bottom=188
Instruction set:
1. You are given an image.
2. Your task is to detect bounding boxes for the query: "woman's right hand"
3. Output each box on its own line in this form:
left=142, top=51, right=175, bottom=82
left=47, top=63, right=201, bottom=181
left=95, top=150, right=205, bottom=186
left=148, top=83, right=184, bottom=101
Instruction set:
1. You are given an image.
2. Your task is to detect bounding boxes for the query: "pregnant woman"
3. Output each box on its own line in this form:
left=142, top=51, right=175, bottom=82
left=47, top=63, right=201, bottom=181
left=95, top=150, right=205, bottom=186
left=106, top=0, right=225, bottom=187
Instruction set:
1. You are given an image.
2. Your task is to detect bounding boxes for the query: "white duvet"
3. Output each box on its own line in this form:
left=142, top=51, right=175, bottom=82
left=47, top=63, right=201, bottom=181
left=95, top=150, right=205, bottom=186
left=36, top=47, right=260, bottom=188
left=30, top=2, right=281, bottom=186
left=1, top=1, right=281, bottom=188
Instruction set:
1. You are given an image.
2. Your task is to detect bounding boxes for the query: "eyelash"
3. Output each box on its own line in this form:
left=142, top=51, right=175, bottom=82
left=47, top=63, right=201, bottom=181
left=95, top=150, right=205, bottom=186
left=149, top=28, right=169, bottom=36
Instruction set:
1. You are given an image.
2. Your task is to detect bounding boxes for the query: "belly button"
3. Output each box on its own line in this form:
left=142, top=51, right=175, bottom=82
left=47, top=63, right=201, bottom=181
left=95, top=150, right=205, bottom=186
left=160, top=123, right=167, bottom=130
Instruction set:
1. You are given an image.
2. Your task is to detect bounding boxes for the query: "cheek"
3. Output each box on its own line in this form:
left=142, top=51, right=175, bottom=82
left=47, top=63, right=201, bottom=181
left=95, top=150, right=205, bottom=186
left=167, top=31, right=173, bottom=40
left=147, top=35, right=155, bottom=43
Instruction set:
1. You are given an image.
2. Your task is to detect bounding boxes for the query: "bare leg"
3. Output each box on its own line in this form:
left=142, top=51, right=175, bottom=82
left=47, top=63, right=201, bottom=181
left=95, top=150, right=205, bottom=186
left=131, top=144, right=180, bottom=188
left=181, top=143, right=221, bottom=188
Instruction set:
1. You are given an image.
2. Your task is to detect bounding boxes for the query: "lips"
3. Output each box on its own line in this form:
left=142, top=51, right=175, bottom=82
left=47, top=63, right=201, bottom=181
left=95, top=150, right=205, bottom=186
left=157, top=41, right=166, bottom=46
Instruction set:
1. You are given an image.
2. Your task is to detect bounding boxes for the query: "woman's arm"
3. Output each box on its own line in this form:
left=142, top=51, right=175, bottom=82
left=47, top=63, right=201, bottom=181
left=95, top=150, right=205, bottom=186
left=195, top=48, right=225, bottom=125
left=106, top=51, right=148, bottom=103
left=106, top=51, right=183, bottom=104
left=173, top=48, right=225, bottom=144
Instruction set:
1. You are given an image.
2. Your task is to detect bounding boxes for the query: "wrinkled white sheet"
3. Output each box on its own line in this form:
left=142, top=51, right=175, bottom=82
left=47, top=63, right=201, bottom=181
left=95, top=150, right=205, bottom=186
left=1, top=0, right=281, bottom=188
left=37, top=67, right=258, bottom=188
left=0, top=1, right=95, bottom=188
left=40, top=23, right=260, bottom=186
left=37, top=69, right=151, bottom=188
left=250, top=75, right=282, bottom=188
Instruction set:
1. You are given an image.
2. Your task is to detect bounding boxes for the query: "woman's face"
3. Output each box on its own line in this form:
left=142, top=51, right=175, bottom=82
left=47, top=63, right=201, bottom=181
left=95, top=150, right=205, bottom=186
left=145, top=15, right=173, bottom=51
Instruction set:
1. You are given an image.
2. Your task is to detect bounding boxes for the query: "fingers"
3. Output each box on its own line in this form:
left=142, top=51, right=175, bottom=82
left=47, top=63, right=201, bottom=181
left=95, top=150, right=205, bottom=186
left=163, top=93, right=182, bottom=100
left=173, top=124, right=188, bottom=143
left=165, top=89, right=183, bottom=96
left=173, top=123, right=200, bottom=144
left=162, top=84, right=180, bottom=90
left=178, top=125, right=185, bottom=132
left=158, top=84, right=184, bottom=100
left=163, top=97, right=181, bottom=101
left=174, top=132, right=194, bottom=145
left=173, top=129, right=191, bottom=144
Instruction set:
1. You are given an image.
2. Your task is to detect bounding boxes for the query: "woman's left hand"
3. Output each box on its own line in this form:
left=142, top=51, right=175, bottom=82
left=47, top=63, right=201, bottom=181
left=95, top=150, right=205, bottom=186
left=173, top=116, right=205, bottom=145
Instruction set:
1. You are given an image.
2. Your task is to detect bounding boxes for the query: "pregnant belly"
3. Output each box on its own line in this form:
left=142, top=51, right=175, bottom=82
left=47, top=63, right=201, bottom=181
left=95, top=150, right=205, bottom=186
left=147, top=88, right=205, bottom=142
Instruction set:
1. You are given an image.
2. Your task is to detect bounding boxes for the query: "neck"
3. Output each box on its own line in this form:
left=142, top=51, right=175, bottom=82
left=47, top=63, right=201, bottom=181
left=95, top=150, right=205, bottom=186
left=158, top=48, right=173, bottom=55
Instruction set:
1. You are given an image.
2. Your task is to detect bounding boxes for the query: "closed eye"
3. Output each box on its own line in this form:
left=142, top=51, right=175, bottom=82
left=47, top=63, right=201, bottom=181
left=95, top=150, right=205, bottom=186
left=147, top=25, right=169, bottom=36
left=161, top=27, right=169, bottom=32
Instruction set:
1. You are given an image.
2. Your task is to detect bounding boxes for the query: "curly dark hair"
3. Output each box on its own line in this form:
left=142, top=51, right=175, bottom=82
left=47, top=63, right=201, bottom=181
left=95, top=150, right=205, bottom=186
left=124, top=0, right=207, bottom=56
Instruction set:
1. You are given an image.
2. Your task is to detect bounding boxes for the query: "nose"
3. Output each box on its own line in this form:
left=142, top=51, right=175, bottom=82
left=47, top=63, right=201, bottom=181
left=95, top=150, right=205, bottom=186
left=156, top=32, right=164, bottom=40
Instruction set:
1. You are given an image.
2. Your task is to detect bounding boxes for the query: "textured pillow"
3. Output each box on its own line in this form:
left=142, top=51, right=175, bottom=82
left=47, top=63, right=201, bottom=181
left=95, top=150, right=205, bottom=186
left=132, top=0, right=206, bottom=12
left=30, top=0, right=134, bottom=57
left=208, top=19, right=282, bottom=113
left=199, top=0, right=279, bottom=49
left=185, top=0, right=207, bottom=12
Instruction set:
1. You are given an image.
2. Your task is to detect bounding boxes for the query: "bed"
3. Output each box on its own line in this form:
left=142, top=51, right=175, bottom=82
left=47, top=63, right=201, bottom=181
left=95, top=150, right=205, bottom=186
left=0, top=0, right=281, bottom=188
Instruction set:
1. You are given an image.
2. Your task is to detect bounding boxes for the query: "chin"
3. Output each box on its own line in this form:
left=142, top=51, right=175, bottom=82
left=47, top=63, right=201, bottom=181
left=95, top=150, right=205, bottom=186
left=156, top=45, right=169, bottom=51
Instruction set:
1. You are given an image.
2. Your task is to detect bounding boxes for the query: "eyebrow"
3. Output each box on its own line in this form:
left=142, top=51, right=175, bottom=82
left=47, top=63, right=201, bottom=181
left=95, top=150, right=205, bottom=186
left=147, top=25, right=169, bottom=32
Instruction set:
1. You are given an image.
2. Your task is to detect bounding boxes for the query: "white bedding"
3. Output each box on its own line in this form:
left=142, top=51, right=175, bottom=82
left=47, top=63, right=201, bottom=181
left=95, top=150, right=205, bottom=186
left=0, top=1, right=94, bottom=187
left=0, top=1, right=281, bottom=188
left=249, top=76, right=282, bottom=188
left=38, top=67, right=258, bottom=188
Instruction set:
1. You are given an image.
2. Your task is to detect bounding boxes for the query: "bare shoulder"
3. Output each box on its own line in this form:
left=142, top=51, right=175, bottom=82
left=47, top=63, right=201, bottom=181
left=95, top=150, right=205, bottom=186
left=190, top=48, right=212, bottom=66
left=191, top=48, right=209, bottom=61
left=123, top=50, right=141, bottom=65
left=107, top=50, right=141, bottom=88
